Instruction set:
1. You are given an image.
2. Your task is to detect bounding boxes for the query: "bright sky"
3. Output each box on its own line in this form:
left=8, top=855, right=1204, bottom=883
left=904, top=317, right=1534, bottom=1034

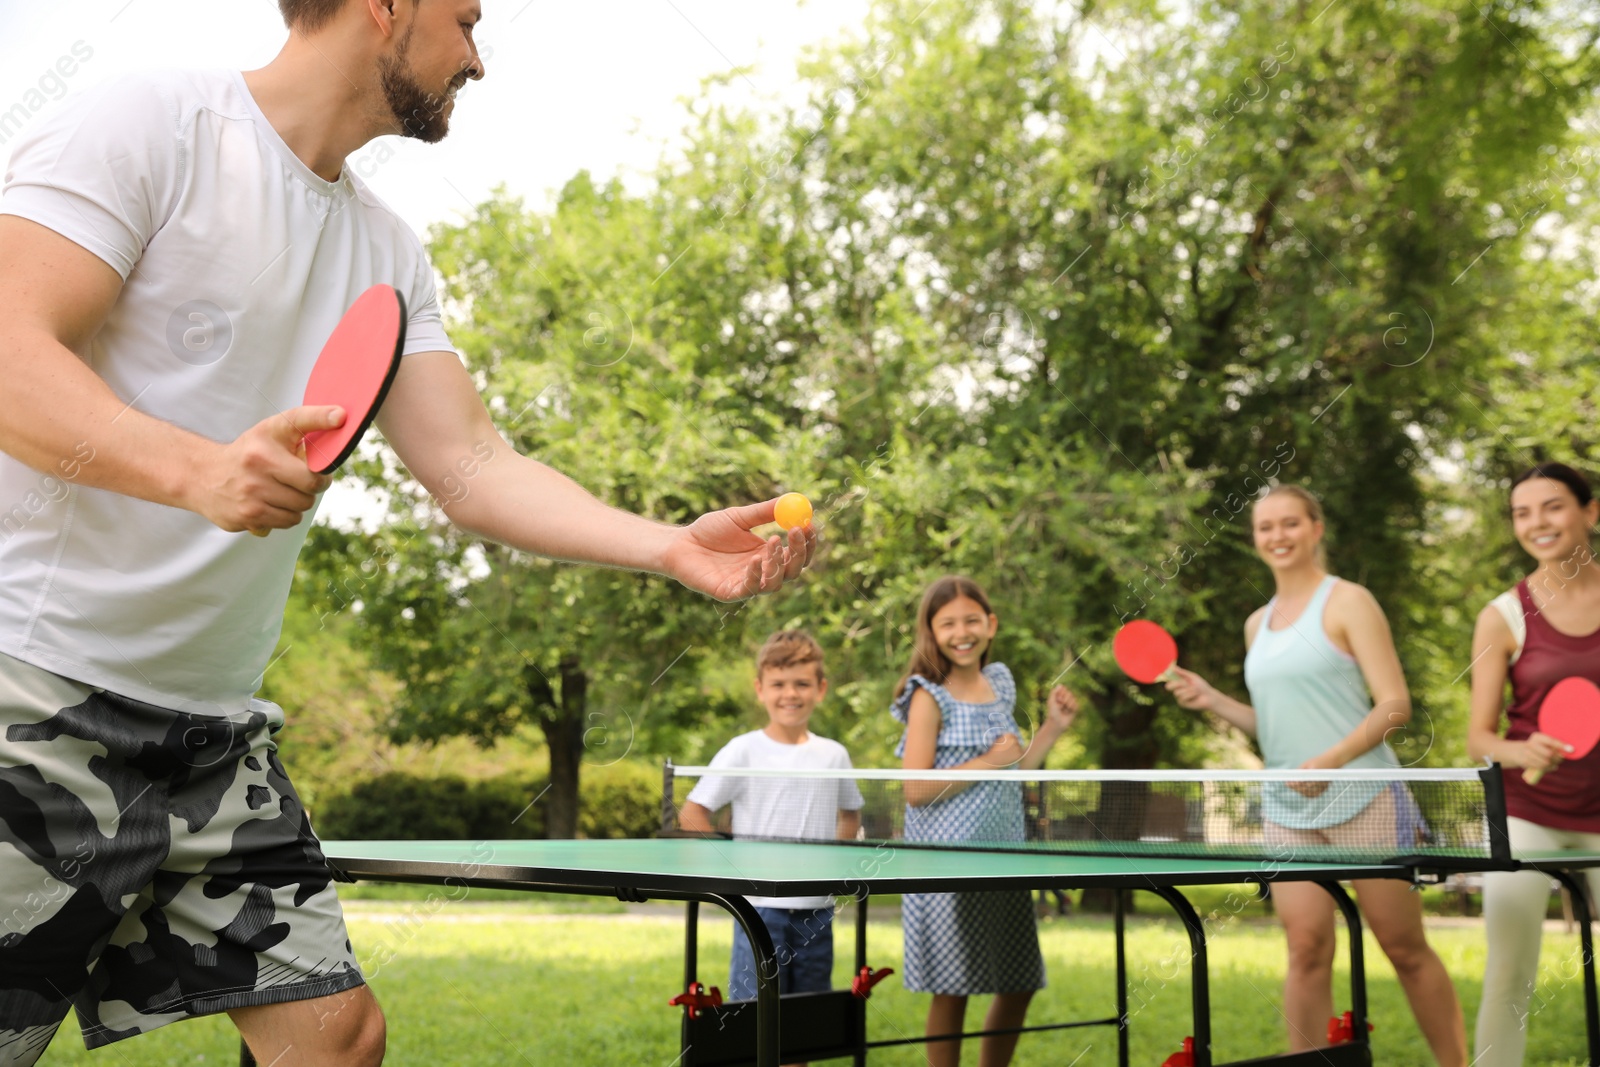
left=0, top=0, right=873, bottom=236
left=0, top=1, right=872, bottom=524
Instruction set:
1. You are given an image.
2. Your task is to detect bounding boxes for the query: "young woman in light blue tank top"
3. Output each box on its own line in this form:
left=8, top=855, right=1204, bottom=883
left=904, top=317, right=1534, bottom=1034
left=1164, top=486, right=1466, bottom=1066
left=1247, top=573, right=1400, bottom=831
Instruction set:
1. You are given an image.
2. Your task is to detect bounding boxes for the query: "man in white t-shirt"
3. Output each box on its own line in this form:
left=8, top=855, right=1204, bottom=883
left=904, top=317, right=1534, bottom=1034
left=0, top=3, right=813, bottom=1065
left=680, top=631, right=863, bottom=1044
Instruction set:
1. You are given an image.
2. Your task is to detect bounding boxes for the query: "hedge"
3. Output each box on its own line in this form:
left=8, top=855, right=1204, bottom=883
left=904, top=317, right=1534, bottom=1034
left=311, top=760, right=662, bottom=842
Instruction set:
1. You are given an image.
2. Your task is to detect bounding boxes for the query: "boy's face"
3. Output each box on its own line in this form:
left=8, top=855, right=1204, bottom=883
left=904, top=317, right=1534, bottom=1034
left=754, top=662, right=828, bottom=731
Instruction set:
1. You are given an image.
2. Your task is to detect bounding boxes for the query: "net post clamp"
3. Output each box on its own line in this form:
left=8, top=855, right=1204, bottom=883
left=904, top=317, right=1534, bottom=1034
left=669, top=981, right=724, bottom=1019
left=851, top=965, right=894, bottom=998
left=1327, top=1011, right=1374, bottom=1045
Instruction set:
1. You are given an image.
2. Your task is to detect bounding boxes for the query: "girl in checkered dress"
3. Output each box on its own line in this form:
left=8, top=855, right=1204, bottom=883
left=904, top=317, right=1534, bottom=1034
left=892, top=575, right=1079, bottom=1067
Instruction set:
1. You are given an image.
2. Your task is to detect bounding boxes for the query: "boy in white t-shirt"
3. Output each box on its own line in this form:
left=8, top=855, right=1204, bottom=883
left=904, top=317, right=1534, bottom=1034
left=681, top=631, right=864, bottom=1018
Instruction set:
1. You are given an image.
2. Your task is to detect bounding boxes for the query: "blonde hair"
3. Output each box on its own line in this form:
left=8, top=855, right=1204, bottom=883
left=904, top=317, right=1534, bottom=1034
left=756, top=630, right=825, bottom=681
left=1254, top=484, right=1329, bottom=568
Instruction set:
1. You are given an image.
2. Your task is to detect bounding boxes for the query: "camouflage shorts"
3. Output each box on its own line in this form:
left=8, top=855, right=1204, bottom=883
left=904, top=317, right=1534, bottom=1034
left=0, top=653, right=363, bottom=1064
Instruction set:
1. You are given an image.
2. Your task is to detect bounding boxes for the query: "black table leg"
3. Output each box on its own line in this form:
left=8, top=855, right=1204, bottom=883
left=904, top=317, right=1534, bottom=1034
left=685, top=900, right=700, bottom=983
left=1141, top=880, right=1374, bottom=1067
left=855, top=897, right=869, bottom=1067
left=681, top=901, right=700, bottom=1064
left=1147, top=885, right=1212, bottom=1067
left=1550, top=870, right=1599, bottom=1066
left=1317, top=880, right=1369, bottom=1049
left=703, top=892, right=781, bottom=1067
left=1116, top=889, right=1129, bottom=1067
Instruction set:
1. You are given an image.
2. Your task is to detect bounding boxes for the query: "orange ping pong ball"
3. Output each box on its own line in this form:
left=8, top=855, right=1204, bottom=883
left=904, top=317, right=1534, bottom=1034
left=774, top=492, right=813, bottom=530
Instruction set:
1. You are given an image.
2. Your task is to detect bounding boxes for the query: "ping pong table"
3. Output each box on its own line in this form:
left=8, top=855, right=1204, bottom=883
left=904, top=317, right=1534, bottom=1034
left=309, top=836, right=1600, bottom=1067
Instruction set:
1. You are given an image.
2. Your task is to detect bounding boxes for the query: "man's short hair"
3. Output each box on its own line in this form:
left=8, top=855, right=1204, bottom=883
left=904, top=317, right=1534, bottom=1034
left=278, top=0, right=418, bottom=32
left=756, top=630, right=825, bottom=681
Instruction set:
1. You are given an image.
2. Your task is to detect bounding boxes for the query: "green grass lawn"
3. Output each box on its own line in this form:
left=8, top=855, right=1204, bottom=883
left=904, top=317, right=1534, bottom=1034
left=39, top=893, right=1592, bottom=1066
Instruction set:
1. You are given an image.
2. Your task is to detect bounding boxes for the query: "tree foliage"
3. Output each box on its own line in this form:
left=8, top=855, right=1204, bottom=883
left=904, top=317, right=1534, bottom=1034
left=294, top=0, right=1600, bottom=832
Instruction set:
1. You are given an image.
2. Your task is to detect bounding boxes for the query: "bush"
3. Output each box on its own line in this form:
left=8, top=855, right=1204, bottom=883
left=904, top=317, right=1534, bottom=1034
left=312, top=772, right=546, bottom=841
left=579, top=761, right=665, bottom=839
left=312, top=761, right=662, bottom=842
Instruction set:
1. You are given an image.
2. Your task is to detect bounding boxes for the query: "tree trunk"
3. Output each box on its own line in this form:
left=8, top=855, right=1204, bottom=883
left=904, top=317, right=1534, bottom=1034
left=1080, top=691, right=1162, bottom=913
left=538, top=657, right=588, bottom=839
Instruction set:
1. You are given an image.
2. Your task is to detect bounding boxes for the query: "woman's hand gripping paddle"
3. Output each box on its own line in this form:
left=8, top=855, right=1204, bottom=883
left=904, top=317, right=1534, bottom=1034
left=251, top=285, right=406, bottom=535
left=1524, top=676, right=1600, bottom=786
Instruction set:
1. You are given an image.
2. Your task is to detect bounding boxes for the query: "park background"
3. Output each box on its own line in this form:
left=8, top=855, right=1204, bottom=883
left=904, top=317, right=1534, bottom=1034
left=282, top=0, right=1599, bottom=842
left=9, top=0, right=1600, bottom=1062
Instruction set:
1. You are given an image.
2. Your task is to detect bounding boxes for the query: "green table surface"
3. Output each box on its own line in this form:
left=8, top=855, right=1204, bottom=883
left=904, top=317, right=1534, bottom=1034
left=321, top=838, right=1430, bottom=896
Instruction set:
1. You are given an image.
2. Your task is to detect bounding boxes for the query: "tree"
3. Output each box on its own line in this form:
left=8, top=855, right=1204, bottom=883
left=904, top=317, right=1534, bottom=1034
left=303, top=0, right=1600, bottom=834
left=721, top=0, right=1600, bottom=767
left=301, top=174, right=790, bottom=837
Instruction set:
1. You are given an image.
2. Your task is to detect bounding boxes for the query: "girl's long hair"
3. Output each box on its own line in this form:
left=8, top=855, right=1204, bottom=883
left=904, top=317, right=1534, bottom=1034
left=894, top=575, right=994, bottom=701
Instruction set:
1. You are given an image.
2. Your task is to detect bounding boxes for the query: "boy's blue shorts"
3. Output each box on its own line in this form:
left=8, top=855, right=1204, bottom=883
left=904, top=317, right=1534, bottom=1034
left=728, top=906, right=835, bottom=1001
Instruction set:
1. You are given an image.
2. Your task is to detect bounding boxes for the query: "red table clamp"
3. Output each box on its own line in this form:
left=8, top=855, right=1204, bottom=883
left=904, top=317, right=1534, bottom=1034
left=1160, top=1036, right=1195, bottom=1066
left=1328, top=1011, right=1374, bottom=1045
left=669, top=982, right=723, bottom=1019
left=850, top=966, right=894, bottom=998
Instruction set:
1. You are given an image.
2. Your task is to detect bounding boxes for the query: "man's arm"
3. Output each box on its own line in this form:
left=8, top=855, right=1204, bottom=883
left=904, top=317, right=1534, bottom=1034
left=375, top=351, right=814, bottom=600
left=0, top=216, right=338, bottom=532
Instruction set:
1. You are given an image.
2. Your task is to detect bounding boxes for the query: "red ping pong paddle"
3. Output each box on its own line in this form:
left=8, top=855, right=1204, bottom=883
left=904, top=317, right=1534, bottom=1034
left=301, top=284, right=407, bottom=473
left=250, top=284, right=406, bottom=536
left=1524, top=675, right=1600, bottom=786
left=1113, top=620, right=1179, bottom=684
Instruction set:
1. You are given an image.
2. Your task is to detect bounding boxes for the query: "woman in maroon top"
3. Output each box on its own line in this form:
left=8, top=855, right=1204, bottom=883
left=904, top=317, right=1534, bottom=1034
left=1467, top=462, right=1600, bottom=1066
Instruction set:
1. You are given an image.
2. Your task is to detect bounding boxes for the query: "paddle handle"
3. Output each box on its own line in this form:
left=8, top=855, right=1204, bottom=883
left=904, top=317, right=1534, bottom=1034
left=1525, top=741, right=1580, bottom=785
left=1157, top=664, right=1178, bottom=684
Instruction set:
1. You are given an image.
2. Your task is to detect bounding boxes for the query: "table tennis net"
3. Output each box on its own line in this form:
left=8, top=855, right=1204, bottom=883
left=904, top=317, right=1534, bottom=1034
left=662, top=765, right=1510, bottom=868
